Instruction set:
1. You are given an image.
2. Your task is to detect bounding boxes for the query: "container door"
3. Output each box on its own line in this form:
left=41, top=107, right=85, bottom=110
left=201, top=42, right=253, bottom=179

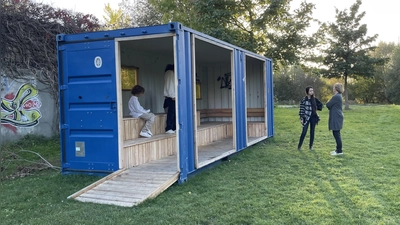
left=59, top=40, right=118, bottom=173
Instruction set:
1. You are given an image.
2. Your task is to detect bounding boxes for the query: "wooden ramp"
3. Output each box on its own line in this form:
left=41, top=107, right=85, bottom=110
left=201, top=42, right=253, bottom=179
left=68, top=155, right=179, bottom=207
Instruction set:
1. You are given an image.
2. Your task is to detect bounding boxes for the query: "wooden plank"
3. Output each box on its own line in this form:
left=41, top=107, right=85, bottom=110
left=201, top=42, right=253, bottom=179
left=118, top=171, right=177, bottom=176
left=81, top=192, right=143, bottom=202
left=105, top=180, right=163, bottom=188
left=199, top=108, right=264, bottom=118
left=112, top=174, right=177, bottom=182
left=75, top=196, right=136, bottom=207
left=124, top=133, right=175, bottom=147
left=145, top=172, right=179, bottom=200
left=83, top=190, right=146, bottom=200
left=247, top=122, right=266, bottom=137
left=123, top=136, right=177, bottom=168
left=92, top=181, right=161, bottom=190
left=112, top=176, right=176, bottom=183
left=92, top=186, right=154, bottom=195
left=68, top=169, right=126, bottom=199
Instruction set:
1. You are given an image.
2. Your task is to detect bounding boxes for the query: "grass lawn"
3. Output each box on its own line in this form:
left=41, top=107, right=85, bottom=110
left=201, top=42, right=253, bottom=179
left=1, top=105, right=399, bottom=224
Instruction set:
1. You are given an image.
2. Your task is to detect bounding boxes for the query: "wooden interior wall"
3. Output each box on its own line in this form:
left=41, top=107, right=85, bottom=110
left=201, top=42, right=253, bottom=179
left=246, top=59, right=265, bottom=122
left=196, top=63, right=233, bottom=123
left=247, top=122, right=266, bottom=137
left=197, top=123, right=233, bottom=146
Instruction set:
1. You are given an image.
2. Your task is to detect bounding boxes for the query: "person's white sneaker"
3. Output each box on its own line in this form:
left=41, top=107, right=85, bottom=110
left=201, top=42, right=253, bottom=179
left=140, top=131, right=151, bottom=138
left=330, top=151, right=343, bottom=156
left=147, top=130, right=153, bottom=136
left=165, top=130, right=175, bottom=134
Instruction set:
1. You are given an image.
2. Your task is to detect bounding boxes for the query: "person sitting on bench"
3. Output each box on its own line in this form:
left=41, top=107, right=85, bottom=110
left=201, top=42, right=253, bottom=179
left=128, top=85, right=155, bottom=138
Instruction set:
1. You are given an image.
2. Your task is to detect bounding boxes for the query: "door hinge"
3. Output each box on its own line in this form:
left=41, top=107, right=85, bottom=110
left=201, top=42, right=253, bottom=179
left=61, top=124, right=69, bottom=130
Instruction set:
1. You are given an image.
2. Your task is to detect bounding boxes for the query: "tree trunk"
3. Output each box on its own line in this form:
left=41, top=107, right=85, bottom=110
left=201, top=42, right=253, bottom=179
left=344, top=75, right=350, bottom=110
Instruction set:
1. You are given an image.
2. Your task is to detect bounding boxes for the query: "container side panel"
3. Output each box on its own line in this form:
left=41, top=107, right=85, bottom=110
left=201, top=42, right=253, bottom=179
left=234, top=50, right=247, bottom=151
left=59, top=41, right=119, bottom=173
left=183, top=31, right=195, bottom=172
left=175, top=30, right=193, bottom=183
left=266, top=60, right=274, bottom=137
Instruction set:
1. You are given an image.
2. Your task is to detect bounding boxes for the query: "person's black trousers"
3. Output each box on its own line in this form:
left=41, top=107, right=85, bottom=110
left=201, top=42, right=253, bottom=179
left=332, top=130, right=342, bottom=153
left=298, top=116, right=317, bottom=149
left=164, top=97, right=176, bottom=131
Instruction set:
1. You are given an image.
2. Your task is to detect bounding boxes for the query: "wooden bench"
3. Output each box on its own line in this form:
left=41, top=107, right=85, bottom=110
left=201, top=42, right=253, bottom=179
left=199, top=108, right=264, bottom=118
left=122, top=113, right=167, bottom=141
left=196, top=122, right=233, bottom=146
left=197, top=108, right=266, bottom=138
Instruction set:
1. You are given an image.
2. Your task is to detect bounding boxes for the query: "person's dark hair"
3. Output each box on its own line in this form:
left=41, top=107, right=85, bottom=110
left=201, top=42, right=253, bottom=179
left=165, top=64, right=174, bottom=72
left=306, top=86, right=317, bottom=113
left=131, top=85, right=145, bottom=95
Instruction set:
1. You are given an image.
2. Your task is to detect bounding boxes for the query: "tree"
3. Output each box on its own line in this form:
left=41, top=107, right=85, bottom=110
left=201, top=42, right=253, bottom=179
left=119, top=0, right=163, bottom=27
left=274, top=66, right=326, bottom=104
left=148, top=0, right=317, bottom=70
left=319, top=0, right=382, bottom=109
left=358, top=41, right=396, bottom=103
left=103, top=3, right=131, bottom=29
left=385, top=45, right=400, bottom=104
left=0, top=0, right=101, bottom=132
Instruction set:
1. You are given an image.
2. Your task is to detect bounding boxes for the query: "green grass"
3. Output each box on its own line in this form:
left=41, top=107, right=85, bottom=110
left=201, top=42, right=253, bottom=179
left=1, top=105, right=399, bottom=224
left=0, top=134, right=61, bottom=180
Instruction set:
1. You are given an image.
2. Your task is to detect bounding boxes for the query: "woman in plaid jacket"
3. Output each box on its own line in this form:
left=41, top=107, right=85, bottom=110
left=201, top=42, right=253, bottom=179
left=297, top=86, right=323, bottom=151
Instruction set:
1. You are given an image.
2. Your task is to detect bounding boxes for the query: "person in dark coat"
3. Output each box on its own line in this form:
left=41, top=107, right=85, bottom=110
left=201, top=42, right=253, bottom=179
left=326, top=83, right=344, bottom=156
left=297, top=86, right=323, bottom=151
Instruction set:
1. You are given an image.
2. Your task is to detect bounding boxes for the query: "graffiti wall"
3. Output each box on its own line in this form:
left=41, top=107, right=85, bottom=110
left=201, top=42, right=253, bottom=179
left=1, top=76, right=56, bottom=144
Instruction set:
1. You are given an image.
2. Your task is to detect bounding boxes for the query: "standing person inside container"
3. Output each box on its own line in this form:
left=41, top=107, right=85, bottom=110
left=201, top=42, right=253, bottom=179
left=298, top=86, right=323, bottom=151
left=128, top=85, right=155, bottom=138
left=326, top=83, right=344, bottom=156
left=163, top=64, right=176, bottom=134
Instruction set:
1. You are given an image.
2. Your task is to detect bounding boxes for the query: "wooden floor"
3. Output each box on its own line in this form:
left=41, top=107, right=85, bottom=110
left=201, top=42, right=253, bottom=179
left=197, top=137, right=235, bottom=168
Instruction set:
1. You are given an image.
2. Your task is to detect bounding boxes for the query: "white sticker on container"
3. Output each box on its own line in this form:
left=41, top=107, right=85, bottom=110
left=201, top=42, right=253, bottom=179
left=94, top=56, right=102, bottom=68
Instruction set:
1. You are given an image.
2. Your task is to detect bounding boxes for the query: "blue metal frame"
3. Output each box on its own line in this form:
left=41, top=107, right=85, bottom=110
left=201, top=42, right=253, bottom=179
left=266, top=60, right=274, bottom=137
left=234, top=50, right=247, bottom=151
left=175, top=28, right=196, bottom=183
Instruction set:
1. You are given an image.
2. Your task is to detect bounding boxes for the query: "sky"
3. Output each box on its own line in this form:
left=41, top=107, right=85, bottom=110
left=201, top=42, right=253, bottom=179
left=37, top=0, right=400, bottom=44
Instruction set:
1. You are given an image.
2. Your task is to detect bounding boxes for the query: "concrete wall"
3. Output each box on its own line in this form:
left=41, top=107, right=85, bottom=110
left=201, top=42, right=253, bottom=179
left=1, top=76, right=56, bottom=145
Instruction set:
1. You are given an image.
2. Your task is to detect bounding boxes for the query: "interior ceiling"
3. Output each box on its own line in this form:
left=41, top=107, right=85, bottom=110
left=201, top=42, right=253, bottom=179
left=119, top=36, right=233, bottom=64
